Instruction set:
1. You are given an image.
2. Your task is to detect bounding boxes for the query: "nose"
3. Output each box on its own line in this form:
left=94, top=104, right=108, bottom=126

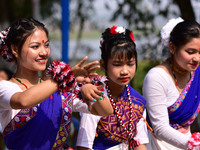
left=193, top=53, right=200, bottom=63
left=39, top=46, right=49, bottom=55
left=120, top=65, right=128, bottom=75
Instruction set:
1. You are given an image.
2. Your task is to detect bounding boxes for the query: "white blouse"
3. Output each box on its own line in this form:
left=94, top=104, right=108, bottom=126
left=142, top=67, right=191, bottom=149
left=0, top=80, right=90, bottom=131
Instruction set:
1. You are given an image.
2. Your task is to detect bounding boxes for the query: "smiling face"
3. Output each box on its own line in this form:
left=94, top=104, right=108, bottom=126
left=104, top=52, right=136, bottom=89
left=16, top=29, right=50, bottom=73
left=172, top=37, right=200, bottom=72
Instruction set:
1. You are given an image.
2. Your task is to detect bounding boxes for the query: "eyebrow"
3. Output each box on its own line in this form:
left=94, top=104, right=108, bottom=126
left=186, top=48, right=200, bottom=52
left=113, top=59, right=135, bottom=62
left=29, top=40, right=49, bottom=45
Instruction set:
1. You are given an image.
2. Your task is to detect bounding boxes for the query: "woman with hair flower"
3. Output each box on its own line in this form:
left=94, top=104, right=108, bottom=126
left=76, top=26, right=149, bottom=150
left=142, top=18, right=200, bottom=149
left=0, top=17, right=113, bottom=150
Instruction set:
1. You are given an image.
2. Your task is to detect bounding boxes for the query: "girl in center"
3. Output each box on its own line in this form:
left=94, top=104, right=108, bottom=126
left=76, top=26, right=149, bottom=150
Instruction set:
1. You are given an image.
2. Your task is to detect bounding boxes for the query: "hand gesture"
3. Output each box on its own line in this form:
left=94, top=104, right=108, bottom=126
left=81, top=83, right=106, bottom=103
left=72, top=56, right=100, bottom=83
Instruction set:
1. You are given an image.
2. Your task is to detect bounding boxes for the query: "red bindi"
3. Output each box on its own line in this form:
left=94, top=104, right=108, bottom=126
left=124, top=59, right=127, bottom=62
left=42, top=40, right=44, bottom=43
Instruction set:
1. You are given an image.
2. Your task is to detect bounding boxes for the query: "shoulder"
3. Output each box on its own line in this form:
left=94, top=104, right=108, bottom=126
left=0, top=80, right=21, bottom=91
left=0, top=80, right=22, bottom=109
left=128, top=85, right=146, bottom=106
left=143, top=65, right=171, bottom=86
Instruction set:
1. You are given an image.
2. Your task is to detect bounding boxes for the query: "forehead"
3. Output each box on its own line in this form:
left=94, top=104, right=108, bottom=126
left=26, top=29, right=47, bottom=42
left=179, top=37, right=200, bottom=50
left=111, top=51, right=135, bottom=60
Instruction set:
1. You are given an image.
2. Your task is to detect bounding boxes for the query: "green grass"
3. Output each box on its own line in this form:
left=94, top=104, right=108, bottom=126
left=131, top=60, right=160, bottom=94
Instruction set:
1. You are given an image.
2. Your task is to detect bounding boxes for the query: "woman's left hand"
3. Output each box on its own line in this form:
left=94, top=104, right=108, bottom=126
left=72, top=56, right=100, bottom=83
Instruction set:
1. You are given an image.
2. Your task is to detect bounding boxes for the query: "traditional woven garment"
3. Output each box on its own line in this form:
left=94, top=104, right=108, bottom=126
left=4, top=91, right=73, bottom=150
left=93, top=85, right=146, bottom=149
left=168, top=67, right=200, bottom=129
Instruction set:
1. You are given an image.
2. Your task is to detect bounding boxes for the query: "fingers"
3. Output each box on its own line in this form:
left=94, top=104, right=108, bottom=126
left=82, top=85, right=105, bottom=102
left=76, top=76, right=91, bottom=83
left=90, top=91, right=104, bottom=102
left=77, top=56, right=88, bottom=67
left=83, top=61, right=99, bottom=70
left=89, top=72, right=99, bottom=77
left=87, top=65, right=100, bottom=73
left=92, top=85, right=105, bottom=101
left=97, top=84, right=105, bottom=91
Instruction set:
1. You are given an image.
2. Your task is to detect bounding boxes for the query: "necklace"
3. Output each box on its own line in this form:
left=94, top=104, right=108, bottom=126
left=13, top=75, right=41, bottom=89
left=106, top=84, right=134, bottom=139
left=169, top=61, right=191, bottom=93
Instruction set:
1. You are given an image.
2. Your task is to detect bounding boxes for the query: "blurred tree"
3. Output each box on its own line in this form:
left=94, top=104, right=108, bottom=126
left=69, top=0, right=198, bottom=61
left=106, top=0, right=196, bottom=60
left=0, top=0, right=60, bottom=24
left=174, top=0, right=195, bottom=20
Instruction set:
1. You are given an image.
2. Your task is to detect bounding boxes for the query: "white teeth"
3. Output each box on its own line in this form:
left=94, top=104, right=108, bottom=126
left=37, top=60, right=45, bottom=62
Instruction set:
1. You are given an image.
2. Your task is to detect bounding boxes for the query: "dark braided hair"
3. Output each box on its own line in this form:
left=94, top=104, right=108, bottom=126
left=170, top=20, right=200, bottom=50
left=6, top=17, right=48, bottom=61
left=100, top=26, right=137, bottom=70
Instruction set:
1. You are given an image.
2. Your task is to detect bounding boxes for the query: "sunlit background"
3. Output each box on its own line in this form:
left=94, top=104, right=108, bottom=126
left=0, top=0, right=200, bottom=149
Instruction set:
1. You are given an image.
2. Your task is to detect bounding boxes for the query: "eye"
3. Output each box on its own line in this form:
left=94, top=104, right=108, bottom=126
left=128, top=63, right=135, bottom=66
left=112, top=63, right=121, bottom=66
left=44, top=42, right=50, bottom=48
left=31, top=45, right=39, bottom=49
left=186, top=49, right=197, bottom=54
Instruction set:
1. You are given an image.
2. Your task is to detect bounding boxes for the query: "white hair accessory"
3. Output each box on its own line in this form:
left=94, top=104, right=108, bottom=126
left=115, top=26, right=126, bottom=34
left=161, top=17, right=184, bottom=47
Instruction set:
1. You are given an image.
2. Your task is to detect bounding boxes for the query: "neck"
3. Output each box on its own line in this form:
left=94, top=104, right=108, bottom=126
left=15, top=68, right=40, bottom=81
left=107, top=81, right=125, bottom=100
left=14, top=71, right=41, bottom=86
left=169, top=58, right=188, bottom=75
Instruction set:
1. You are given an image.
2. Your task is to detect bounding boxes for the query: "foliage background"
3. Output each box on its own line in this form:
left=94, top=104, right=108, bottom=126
left=0, top=0, right=200, bottom=149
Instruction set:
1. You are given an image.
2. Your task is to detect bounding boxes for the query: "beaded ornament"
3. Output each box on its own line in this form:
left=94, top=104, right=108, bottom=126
left=106, top=84, right=140, bottom=148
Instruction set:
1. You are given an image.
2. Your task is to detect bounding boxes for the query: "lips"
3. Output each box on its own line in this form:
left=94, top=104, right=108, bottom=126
left=119, top=77, right=129, bottom=81
left=36, top=59, right=46, bottom=64
left=191, top=63, right=198, bottom=68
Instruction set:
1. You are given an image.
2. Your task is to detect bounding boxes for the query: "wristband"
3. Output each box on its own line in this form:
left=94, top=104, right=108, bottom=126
left=47, top=60, right=75, bottom=92
left=187, top=132, right=200, bottom=150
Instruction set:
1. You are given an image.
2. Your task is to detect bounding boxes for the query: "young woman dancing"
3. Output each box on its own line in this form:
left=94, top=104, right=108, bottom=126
left=0, top=17, right=113, bottom=150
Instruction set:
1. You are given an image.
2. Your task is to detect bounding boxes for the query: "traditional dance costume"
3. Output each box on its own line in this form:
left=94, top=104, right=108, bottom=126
left=76, top=84, right=148, bottom=150
left=0, top=80, right=89, bottom=150
left=143, top=67, right=200, bottom=149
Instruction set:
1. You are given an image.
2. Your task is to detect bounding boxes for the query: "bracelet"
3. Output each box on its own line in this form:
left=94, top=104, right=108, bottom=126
left=187, top=132, right=200, bottom=150
left=47, top=60, right=75, bottom=92
left=73, top=76, right=107, bottom=99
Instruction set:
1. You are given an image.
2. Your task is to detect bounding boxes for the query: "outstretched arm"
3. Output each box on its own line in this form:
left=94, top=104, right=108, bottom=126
left=10, top=79, right=58, bottom=109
